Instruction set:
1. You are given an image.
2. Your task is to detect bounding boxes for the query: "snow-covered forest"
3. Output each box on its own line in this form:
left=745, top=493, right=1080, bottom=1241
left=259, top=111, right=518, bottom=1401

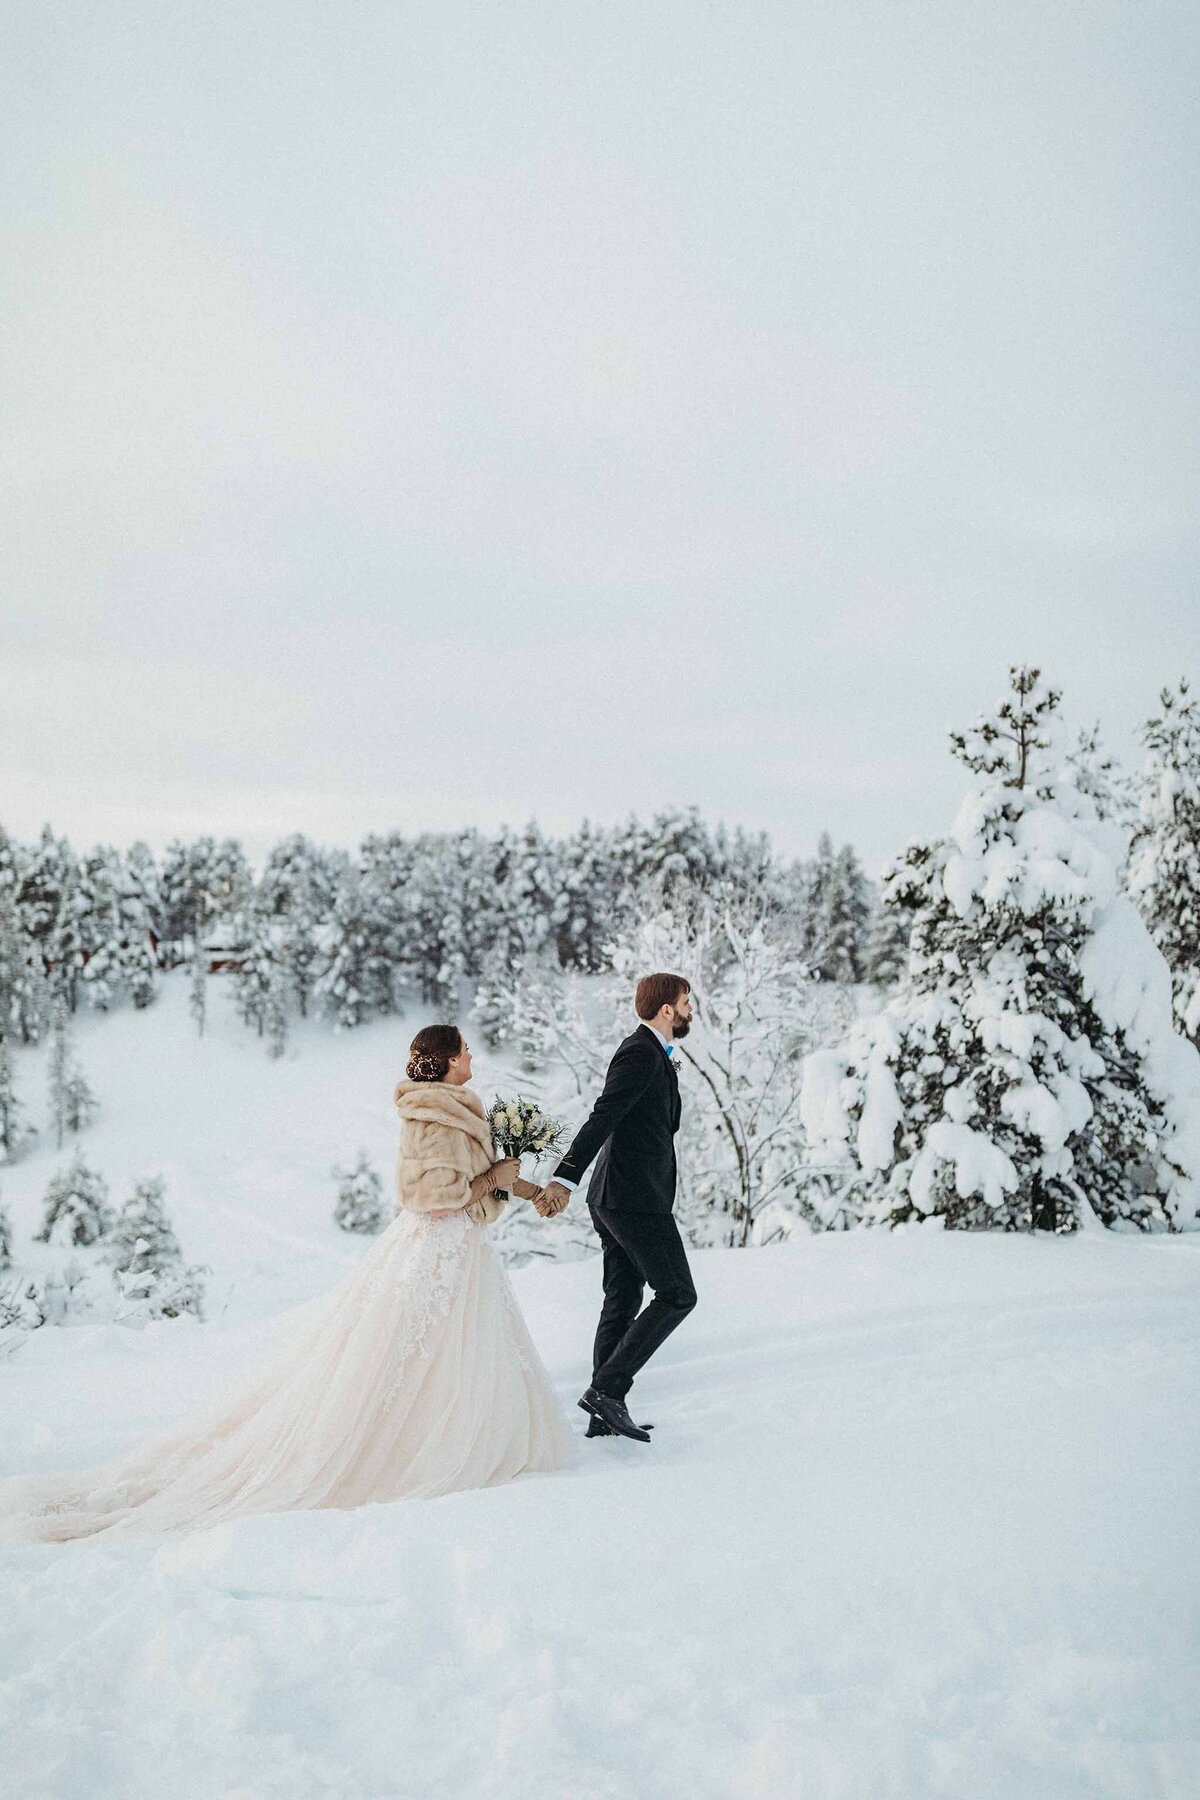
left=0, top=802, right=878, bottom=1046
left=2, top=667, right=1198, bottom=1286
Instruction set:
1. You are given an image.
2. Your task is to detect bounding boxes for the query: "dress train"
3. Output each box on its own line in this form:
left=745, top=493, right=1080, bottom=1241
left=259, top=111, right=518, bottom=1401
left=0, top=1209, right=578, bottom=1545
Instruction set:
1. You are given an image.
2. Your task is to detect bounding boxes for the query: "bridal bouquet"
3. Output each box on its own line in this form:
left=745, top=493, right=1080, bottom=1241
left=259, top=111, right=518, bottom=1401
left=488, top=1097, right=567, bottom=1200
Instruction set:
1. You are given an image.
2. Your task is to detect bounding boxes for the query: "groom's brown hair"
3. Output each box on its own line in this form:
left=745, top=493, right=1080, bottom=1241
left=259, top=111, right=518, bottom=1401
left=635, top=973, right=690, bottom=1019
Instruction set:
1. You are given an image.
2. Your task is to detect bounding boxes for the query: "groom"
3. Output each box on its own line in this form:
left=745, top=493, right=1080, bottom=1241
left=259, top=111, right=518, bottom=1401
left=537, top=972, right=697, bottom=1443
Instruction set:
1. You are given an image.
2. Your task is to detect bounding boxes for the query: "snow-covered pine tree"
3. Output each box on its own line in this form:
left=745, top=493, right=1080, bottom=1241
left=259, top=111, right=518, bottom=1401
left=473, top=939, right=523, bottom=1053
left=509, top=822, right=560, bottom=964
left=436, top=834, right=473, bottom=1001
left=47, top=861, right=88, bottom=1012
left=259, top=836, right=335, bottom=1021
left=333, top=1152, right=388, bottom=1233
left=0, top=826, right=21, bottom=912
left=815, top=844, right=872, bottom=983
left=771, top=854, right=816, bottom=952
left=76, top=846, right=128, bottom=1011
left=124, top=840, right=162, bottom=934
left=408, top=833, right=479, bottom=1009
left=444, top=828, right=492, bottom=984
left=0, top=1034, right=24, bottom=1162
left=359, top=831, right=417, bottom=1013
left=234, top=896, right=289, bottom=1055
left=107, top=1174, right=180, bottom=1269
left=1064, top=722, right=1138, bottom=831
left=799, top=832, right=838, bottom=965
left=713, top=824, right=775, bottom=910
left=47, top=996, right=96, bottom=1146
left=9, top=946, right=47, bottom=1047
left=36, top=1152, right=113, bottom=1245
left=471, top=827, right=526, bottom=1000
left=403, top=837, right=453, bottom=1006
left=207, top=838, right=254, bottom=927
left=862, top=893, right=913, bottom=991
left=189, top=943, right=207, bottom=1036
left=607, top=814, right=649, bottom=904
left=281, top=861, right=322, bottom=1020
left=802, top=667, right=1200, bottom=1234
left=47, top=996, right=70, bottom=1149
left=1128, top=679, right=1200, bottom=1043
left=0, top=835, right=27, bottom=1032
left=158, top=836, right=251, bottom=968
left=116, top=849, right=158, bottom=1008
left=157, top=838, right=199, bottom=966
left=320, top=866, right=371, bottom=1029
left=0, top=834, right=47, bottom=1045
left=160, top=837, right=215, bottom=965
left=108, top=1175, right=206, bottom=1318
left=64, top=1058, right=97, bottom=1137
left=323, top=853, right=408, bottom=1036
left=16, top=826, right=75, bottom=997
left=555, top=818, right=613, bottom=971
left=644, top=807, right=718, bottom=900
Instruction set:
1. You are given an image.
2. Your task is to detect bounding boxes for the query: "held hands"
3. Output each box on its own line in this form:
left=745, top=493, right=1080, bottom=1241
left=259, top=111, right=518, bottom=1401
left=533, top=1180, right=571, bottom=1219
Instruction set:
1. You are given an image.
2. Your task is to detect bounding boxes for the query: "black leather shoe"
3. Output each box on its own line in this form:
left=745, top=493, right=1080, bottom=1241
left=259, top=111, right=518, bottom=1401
left=578, top=1387, right=651, bottom=1443
left=586, top=1413, right=654, bottom=1438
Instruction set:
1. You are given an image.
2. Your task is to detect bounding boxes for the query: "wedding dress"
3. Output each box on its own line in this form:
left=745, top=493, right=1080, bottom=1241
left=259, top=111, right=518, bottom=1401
left=0, top=1206, right=578, bottom=1545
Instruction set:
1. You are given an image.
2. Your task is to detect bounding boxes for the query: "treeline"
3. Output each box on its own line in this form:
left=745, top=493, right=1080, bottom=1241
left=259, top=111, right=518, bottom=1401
left=0, top=809, right=883, bottom=1056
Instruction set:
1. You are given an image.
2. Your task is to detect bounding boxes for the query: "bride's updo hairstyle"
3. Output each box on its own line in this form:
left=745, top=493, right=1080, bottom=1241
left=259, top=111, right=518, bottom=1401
left=405, top=1024, right=463, bottom=1083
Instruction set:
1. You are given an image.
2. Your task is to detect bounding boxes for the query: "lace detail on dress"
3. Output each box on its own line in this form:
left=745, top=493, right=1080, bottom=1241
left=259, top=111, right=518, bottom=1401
left=381, top=1209, right=476, bottom=1410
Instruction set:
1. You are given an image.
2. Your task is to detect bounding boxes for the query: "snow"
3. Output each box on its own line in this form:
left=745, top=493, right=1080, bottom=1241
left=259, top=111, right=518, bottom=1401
left=799, top=1047, right=854, bottom=1163
left=2, top=980, right=1199, bottom=1797
left=909, top=1121, right=1019, bottom=1214
left=1079, top=895, right=1200, bottom=1227
left=857, top=1059, right=904, bottom=1173
left=999, top=1076, right=1091, bottom=1154
left=805, top=763, right=1200, bottom=1231
left=1081, top=896, right=1179, bottom=1051
left=942, top=790, right=1119, bottom=925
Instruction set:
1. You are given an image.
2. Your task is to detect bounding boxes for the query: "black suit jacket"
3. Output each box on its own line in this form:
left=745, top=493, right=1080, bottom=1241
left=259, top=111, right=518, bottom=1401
left=554, top=1024, right=682, bottom=1213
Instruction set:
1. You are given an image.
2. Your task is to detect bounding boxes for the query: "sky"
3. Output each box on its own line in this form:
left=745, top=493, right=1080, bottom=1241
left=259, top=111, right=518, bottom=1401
left=2, top=1, right=1197, bottom=877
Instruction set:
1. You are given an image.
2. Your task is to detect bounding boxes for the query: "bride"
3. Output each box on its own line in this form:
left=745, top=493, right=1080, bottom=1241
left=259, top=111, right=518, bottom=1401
left=0, top=1025, right=578, bottom=1544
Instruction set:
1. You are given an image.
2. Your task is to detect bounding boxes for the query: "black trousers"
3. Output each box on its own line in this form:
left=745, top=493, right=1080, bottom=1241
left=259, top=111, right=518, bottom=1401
left=589, top=1201, right=697, bottom=1399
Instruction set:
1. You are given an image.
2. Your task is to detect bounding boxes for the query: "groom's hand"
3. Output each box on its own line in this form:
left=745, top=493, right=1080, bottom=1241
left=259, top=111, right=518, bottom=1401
left=538, top=1181, right=571, bottom=1217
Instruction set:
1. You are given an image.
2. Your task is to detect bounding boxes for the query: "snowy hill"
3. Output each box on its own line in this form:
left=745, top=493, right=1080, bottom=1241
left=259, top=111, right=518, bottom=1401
left=1, top=980, right=1198, bottom=1798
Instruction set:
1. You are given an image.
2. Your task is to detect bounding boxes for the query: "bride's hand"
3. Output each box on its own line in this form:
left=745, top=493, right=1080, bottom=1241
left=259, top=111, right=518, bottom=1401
left=491, top=1157, right=520, bottom=1190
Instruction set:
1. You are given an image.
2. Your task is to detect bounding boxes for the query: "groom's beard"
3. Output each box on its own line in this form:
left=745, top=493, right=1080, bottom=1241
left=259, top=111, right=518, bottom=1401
left=670, top=1018, right=691, bottom=1039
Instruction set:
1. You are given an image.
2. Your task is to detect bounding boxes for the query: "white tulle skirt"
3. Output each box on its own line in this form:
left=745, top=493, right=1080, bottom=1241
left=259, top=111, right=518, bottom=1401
left=0, top=1209, right=579, bottom=1545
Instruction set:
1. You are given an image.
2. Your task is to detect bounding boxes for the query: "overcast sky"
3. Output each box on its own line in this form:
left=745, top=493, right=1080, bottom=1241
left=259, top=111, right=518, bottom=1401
left=3, top=1, right=1197, bottom=876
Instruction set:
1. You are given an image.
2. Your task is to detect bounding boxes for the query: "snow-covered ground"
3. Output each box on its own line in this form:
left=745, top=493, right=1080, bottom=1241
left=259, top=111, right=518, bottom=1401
left=1, top=980, right=1198, bottom=1798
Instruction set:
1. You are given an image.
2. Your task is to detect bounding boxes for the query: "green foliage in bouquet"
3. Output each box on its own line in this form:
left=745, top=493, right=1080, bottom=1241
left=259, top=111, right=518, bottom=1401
left=487, top=1098, right=567, bottom=1164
